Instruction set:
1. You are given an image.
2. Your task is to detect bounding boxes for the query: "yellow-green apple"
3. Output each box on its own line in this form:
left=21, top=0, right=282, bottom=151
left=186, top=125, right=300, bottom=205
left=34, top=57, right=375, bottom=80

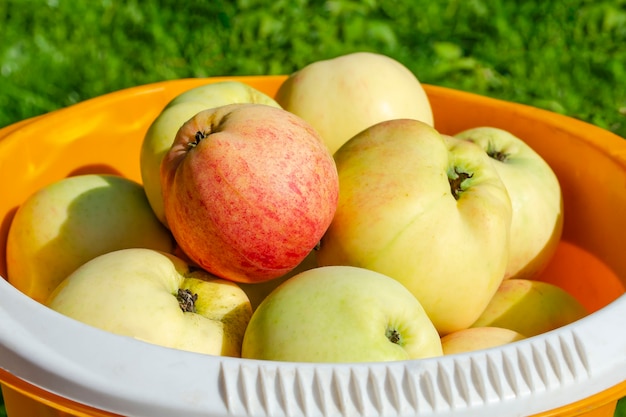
left=47, top=248, right=252, bottom=357
left=317, top=119, right=512, bottom=336
left=440, top=327, right=526, bottom=355
left=140, top=80, right=282, bottom=226
left=241, top=265, right=443, bottom=363
left=275, top=51, right=434, bottom=154
left=6, top=174, right=174, bottom=304
left=470, top=278, right=588, bottom=337
left=455, top=126, right=563, bottom=280
left=160, top=103, right=339, bottom=284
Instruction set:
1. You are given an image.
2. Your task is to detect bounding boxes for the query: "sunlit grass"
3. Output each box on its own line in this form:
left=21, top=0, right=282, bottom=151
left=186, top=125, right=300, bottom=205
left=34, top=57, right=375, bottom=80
left=1, top=0, right=625, bottom=136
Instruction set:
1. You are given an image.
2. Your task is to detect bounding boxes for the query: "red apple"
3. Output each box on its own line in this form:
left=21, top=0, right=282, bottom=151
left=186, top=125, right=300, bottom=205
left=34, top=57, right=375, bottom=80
left=160, top=103, right=339, bottom=283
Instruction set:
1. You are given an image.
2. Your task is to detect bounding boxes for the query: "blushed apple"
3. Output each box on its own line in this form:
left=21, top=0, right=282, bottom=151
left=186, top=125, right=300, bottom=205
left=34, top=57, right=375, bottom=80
left=140, top=80, right=282, bottom=226
left=47, top=248, right=252, bottom=356
left=160, top=103, right=339, bottom=284
left=455, top=126, right=563, bottom=280
left=470, top=278, right=588, bottom=337
left=440, top=327, right=526, bottom=355
left=275, top=51, right=434, bottom=154
left=6, top=174, right=174, bottom=303
left=241, top=265, right=443, bottom=363
left=317, top=119, right=512, bottom=335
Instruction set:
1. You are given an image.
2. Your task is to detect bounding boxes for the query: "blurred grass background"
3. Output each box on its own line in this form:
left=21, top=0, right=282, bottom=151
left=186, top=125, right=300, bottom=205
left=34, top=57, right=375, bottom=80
left=1, top=0, right=625, bottom=136
left=0, top=0, right=625, bottom=416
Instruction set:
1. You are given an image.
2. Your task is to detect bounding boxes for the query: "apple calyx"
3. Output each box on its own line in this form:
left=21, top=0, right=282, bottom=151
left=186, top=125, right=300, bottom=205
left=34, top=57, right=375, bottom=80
left=187, top=131, right=208, bottom=150
left=177, top=288, right=198, bottom=313
left=487, top=148, right=509, bottom=162
left=385, top=326, right=402, bottom=345
left=448, top=168, right=473, bottom=200
left=461, top=133, right=510, bottom=162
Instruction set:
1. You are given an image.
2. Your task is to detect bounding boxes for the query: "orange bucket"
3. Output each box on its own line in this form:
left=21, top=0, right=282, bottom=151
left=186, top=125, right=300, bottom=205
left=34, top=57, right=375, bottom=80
left=0, top=76, right=625, bottom=417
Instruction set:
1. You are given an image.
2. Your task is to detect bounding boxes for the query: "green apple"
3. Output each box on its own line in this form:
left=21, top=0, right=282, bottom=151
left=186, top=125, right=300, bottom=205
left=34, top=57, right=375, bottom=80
left=47, top=248, right=253, bottom=357
left=470, top=278, right=588, bottom=337
left=455, top=126, right=563, bottom=280
left=275, top=51, right=434, bottom=154
left=140, top=80, right=282, bottom=226
left=317, top=119, right=512, bottom=336
left=440, top=327, right=526, bottom=355
left=241, top=265, right=443, bottom=363
left=6, top=174, right=174, bottom=304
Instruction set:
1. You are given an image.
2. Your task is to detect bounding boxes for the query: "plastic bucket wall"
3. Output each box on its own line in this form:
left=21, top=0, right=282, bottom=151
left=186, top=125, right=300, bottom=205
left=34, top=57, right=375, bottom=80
left=0, top=76, right=625, bottom=417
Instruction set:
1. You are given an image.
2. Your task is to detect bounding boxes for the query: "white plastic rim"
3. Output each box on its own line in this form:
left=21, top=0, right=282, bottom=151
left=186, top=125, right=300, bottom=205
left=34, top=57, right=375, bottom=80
left=0, top=274, right=625, bottom=417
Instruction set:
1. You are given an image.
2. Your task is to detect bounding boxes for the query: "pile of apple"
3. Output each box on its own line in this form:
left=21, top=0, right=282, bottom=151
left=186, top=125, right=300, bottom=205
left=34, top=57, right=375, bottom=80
left=6, top=52, right=588, bottom=362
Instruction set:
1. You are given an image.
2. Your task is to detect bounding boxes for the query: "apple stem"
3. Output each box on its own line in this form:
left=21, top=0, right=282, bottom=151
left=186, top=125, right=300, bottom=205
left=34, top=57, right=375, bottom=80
left=177, top=288, right=198, bottom=313
left=448, top=168, right=473, bottom=200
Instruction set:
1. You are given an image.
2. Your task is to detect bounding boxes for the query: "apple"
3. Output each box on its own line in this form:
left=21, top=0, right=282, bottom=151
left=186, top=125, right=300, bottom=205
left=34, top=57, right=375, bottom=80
left=454, top=126, right=563, bottom=280
left=47, top=248, right=253, bottom=357
left=160, top=103, right=339, bottom=284
left=317, top=119, right=512, bottom=335
left=162, top=80, right=280, bottom=110
left=470, top=278, right=588, bottom=337
left=140, top=80, right=282, bottom=226
left=275, top=51, right=434, bottom=154
left=6, top=174, right=174, bottom=304
left=440, top=327, right=526, bottom=355
left=241, top=265, right=443, bottom=363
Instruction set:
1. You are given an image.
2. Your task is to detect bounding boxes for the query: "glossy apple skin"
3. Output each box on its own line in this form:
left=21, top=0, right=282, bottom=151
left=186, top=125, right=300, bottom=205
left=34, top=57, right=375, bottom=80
left=455, top=126, right=563, bottom=280
left=141, top=81, right=281, bottom=227
left=47, top=248, right=252, bottom=357
left=470, top=278, right=588, bottom=337
left=161, top=103, right=339, bottom=283
left=6, top=174, right=174, bottom=303
left=275, top=52, right=434, bottom=154
left=241, top=265, right=443, bottom=363
left=440, top=326, right=526, bottom=355
left=317, top=119, right=512, bottom=336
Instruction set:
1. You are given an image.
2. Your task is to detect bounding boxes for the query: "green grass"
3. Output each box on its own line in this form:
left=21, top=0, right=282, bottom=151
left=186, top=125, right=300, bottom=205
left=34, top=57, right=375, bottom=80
left=0, top=0, right=625, bottom=416
left=618, top=397, right=626, bottom=417
left=1, top=0, right=625, bottom=135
